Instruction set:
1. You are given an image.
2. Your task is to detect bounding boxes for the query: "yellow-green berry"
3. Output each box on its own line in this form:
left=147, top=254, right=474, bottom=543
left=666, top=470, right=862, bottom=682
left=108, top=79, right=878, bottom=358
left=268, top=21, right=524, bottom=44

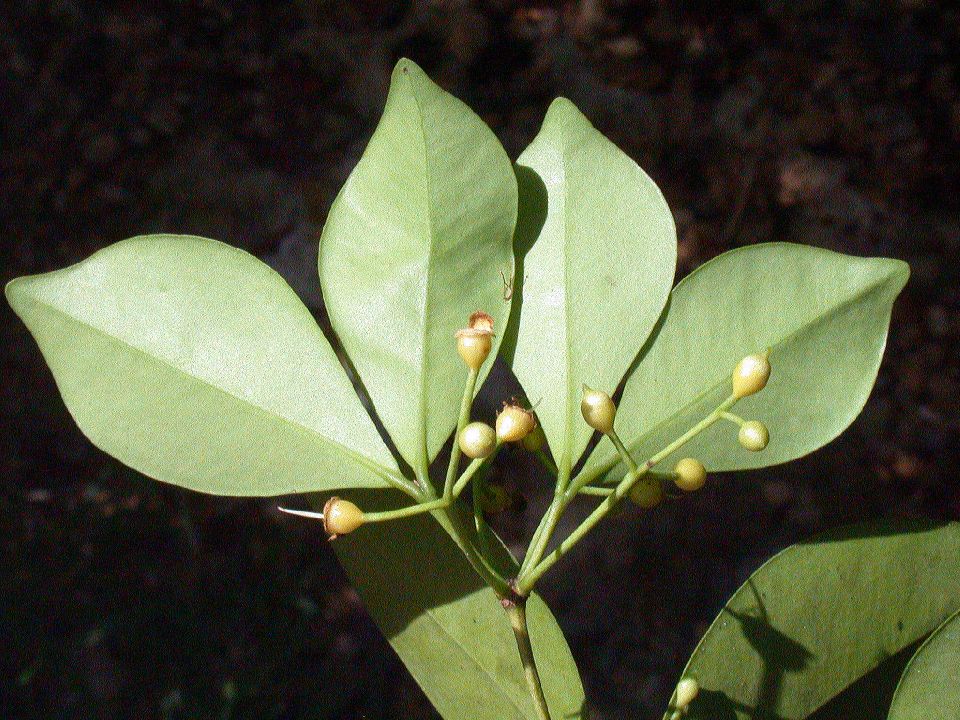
left=521, top=424, right=546, bottom=452
left=459, top=421, right=496, bottom=459
left=496, top=403, right=537, bottom=443
left=580, top=385, right=617, bottom=435
left=674, top=458, right=707, bottom=492
left=481, top=484, right=510, bottom=514
left=675, top=677, right=700, bottom=709
left=323, top=497, right=365, bottom=537
left=739, top=420, right=769, bottom=451
left=630, top=478, right=664, bottom=509
left=732, top=353, right=771, bottom=399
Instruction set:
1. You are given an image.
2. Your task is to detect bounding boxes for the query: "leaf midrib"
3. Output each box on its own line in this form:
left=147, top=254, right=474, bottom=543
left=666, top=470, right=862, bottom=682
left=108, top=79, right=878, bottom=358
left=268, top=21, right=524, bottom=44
left=404, top=68, right=438, bottom=478
left=23, top=292, right=402, bottom=486
left=585, top=264, right=901, bottom=484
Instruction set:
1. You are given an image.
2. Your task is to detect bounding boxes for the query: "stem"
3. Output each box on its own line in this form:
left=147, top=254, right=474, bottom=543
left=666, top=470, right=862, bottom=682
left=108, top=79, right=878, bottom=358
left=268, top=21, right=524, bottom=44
left=433, top=505, right=511, bottom=597
left=578, top=486, right=613, bottom=497
left=609, top=429, right=639, bottom=473
left=444, top=367, right=479, bottom=501
left=720, top=410, right=746, bottom=426
left=363, top=498, right=448, bottom=523
left=451, top=443, right=501, bottom=499
left=504, top=599, right=552, bottom=720
left=519, top=453, right=571, bottom=577
left=473, top=467, right=491, bottom=559
left=519, top=490, right=564, bottom=577
left=517, top=395, right=738, bottom=593
left=535, top=449, right=559, bottom=476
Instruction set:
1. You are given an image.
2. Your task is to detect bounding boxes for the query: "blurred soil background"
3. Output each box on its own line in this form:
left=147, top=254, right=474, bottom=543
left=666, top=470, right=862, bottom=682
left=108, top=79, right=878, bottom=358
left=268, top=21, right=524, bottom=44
left=2, top=1, right=959, bottom=718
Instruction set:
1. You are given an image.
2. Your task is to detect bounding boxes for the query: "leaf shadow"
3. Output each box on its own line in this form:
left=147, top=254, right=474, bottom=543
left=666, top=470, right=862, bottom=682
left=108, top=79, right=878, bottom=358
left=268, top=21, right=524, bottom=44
left=690, top=551, right=934, bottom=720
left=499, top=163, right=547, bottom=368
left=715, top=579, right=813, bottom=720
left=328, top=489, right=491, bottom=639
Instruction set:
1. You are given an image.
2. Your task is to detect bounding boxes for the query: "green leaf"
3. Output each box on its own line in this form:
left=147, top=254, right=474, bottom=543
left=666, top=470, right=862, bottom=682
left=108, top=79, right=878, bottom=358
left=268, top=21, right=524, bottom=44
left=584, top=243, right=908, bottom=484
left=667, top=522, right=960, bottom=720
left=887, top=609, right=960, bottom=720
left=6, top=234, right=402, bottom=496
left=319, top=58, right=516, bottom=476
left=332, top=492, right=586, bottom=720
left=505, top=98, right=676, bottom=472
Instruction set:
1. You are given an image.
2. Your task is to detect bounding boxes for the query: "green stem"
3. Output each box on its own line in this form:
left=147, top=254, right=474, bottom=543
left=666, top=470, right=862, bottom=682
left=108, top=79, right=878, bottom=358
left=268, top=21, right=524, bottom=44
left=578, top=486, right=613, bottom=497
left=433, top=505, right=511, bottom=597
left=535, top=449, right=559, bottom=476
left=451, top=443, right=501, bottom=499
left=504, top=600, right=552, bottom=720
left=473, top=467, right=491, bottom=559
left=444, top=367, right=479, bottom=502
left=609, top=429, right=639, bottom=473
left=519, top=450, right=572, bottom=577
left=363, top=498, right=448, bottom=523
left=517, top=395, right=738, bottom=593
left=720, top=410, right=746, bottom=426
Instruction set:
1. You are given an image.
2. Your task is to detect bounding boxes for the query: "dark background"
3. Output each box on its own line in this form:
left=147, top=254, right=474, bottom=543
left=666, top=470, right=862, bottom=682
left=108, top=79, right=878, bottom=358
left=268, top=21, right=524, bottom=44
left=2, top=1, right=959, bottom=718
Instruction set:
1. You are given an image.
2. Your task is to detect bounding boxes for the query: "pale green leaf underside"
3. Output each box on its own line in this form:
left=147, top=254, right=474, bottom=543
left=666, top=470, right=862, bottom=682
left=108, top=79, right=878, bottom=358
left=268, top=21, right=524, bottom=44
left=667, top=522, right=960, bottom=720
left=585, top=243, right=908, bottom=483
left=6, top=235, right=400, bottom=496
left=319, top=58, right=516, bottom=475
left=508, top=97, right=676, bottom=471
left=887, top=610, right=960, bottom=720
left=332, top=493, right=586, bottom=720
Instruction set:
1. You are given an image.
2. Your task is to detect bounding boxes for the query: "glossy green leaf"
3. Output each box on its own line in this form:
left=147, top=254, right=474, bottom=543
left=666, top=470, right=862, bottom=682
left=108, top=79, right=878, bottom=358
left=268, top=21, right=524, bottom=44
left=6, top=235, right=402, bottom=496
left=667, top=522, right=960, bottom=720
left=505, top=98, right=676, bottom=472
left=887, top=609, right=960, bottom=720
left=319, top=58, right=516, bottom=476
left=331, top=492, right=587, bottom=720
left=584, top=243, right=908, bottom=484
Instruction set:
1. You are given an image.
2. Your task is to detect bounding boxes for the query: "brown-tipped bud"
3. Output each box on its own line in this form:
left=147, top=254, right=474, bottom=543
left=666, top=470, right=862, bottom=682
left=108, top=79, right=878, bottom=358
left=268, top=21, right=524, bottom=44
left=738, top=420, right=769, bottom=451
left=323, top=497, right=365, bottom=537
left=496, top=403, right=536, bottom=443
left=673, top=458, right=707, bottom=492
left=456, top=311, right=495, bottom=371
left=732, top=353, right=771, bottom=399
left=459, top=421, right=496, bottom=459
left=468, top=310, right=494, bottom=334
left=629, top=478, right=664, bottom=509
left=521, top=424, right=546, bottom=452
left=580, top=385, right=617, bottom=435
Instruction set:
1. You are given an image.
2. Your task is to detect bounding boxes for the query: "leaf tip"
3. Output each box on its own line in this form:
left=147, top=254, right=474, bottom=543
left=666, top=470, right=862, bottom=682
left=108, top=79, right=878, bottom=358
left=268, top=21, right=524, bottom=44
left=5, top=274, right=35, bottom=319
left=392, top=57, right=425, bottom=82
left=544, top=96, right=587, bottom=127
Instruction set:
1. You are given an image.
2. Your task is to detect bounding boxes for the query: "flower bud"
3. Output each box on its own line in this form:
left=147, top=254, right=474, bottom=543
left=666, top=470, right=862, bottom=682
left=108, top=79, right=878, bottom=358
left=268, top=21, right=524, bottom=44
left=580, top=385, right=616, bottom=435
left=496, top=403, right=536, bottom=443
left=459, top=421, right=496, bottom=459
left=455, top=311, right=495, bottom=370
left=323, top=496, right=365, bottom=537
left=673, top=458, right=707, bottom=492
left=521, top=424, right=546, bottom=452
left=629, top=478, right=664, bottom=509
left=481, top=484, right=510, bottom=514
left=732, top=353, right=771, bottom=399
left=738, top=420, right=769, bottom=451
left=674, top=677, right=700, bottom=709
